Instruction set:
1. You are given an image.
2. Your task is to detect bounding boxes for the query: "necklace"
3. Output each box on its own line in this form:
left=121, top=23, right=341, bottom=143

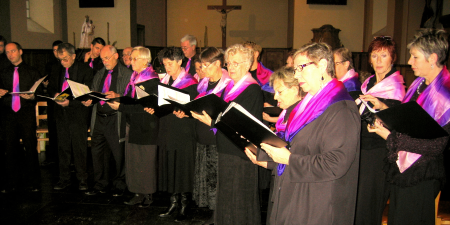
left=416, top=79, right=425, bottom=95
left=208, top=79, right=220, bottom=85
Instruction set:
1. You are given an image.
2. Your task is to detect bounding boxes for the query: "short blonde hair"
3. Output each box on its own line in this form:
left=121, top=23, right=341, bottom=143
left=225, top=44, right=253, bottom=72
left=270, top=66, right=304, bottom=98
left=132, top=46, right=152, bottom=64
left=407, top=29, right=448, bottom=66
left=242, top=41, right=262, bottom=53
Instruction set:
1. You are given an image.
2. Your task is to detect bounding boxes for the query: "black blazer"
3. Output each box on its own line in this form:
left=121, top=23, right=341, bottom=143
left=119, top=78, right=160, bottom=145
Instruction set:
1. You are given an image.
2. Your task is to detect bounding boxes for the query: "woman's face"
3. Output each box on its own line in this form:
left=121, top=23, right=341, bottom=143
left=130, top=51, right=146, bottom=73
left=202, top=60, right=221, bottom=79
left=370, top=48, right=393, bottom=77
left=273, top=79, right=300, bottom=109
left=333, top=53, right=349, bottom=80
left=195, top=62, right=206, bottom=79
left=227, top=52, right=249, bottom=82
left=293, top=54, right=322, bottom=95
left=408, top=47, right=433, bottom=79
left=163, top=58, right=182, bottom=77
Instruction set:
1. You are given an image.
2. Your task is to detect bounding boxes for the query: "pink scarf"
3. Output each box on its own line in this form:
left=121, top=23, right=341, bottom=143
left=397, top=67, right=450, bottom=173
left=256, top=62, right=272, bottom=86
left=355, top=71, right=405, bottom=114
left=123, top=65, right=159, bottom=98
left=161, top=68, right=198, bottom=89
left=195, top=69, right=232, bottom=99
left=223, top=73, right=258, bottom=102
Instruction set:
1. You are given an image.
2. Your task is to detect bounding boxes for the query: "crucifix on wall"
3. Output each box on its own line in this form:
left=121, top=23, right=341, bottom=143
left=207, top=0, right=241, bottom=49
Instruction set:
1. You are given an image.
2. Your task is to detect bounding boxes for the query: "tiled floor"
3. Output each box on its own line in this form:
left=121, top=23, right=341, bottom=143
left=0, top=151, right=269, bottom=225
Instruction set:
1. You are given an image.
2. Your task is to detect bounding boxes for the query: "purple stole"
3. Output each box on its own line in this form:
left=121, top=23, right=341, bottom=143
left=124, top=65, right=159, bottom=98
left=396, top=67, right=450, bottom=173
left=195, top=69, right=232, bottom=99
left=339, top=69, right=362, bottom=92
left=277, top=79, right=353, bottom=176
left=256, top=62, right=272, bottom=86
left=223, top=73, right=258, bottom=103
left=161, top=68, right=198, bottom=89
left=356, top=71, right=405, bottom=114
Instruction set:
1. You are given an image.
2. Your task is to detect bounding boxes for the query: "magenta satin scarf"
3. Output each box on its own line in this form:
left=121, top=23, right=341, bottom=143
left=195, top=69, right=232, bottom=99
left=339, top=69, right=362, bottom=92
left=12, top=67, right=20, bottom=112
left=223, top=73, right=258, bottom=103
left=161, top=68, right=198, bottom=89
left=356, top=71, right=405, bottom=114
left=257, top=62, right=272, bottom=86
left=124, top=65, right=159, bottom=98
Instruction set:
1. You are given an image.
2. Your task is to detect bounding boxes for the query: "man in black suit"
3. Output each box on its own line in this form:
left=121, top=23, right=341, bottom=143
left=81, top=37, right=105, bottom=75
left=82, top=45, right=132, bottom=196
left=0, top=35, right=10, bottom=72
left=48, top=43, right=93, bottom=191
left=180, top=34, right=198, bottom=76
left=0, top=42, right=42, bottom=193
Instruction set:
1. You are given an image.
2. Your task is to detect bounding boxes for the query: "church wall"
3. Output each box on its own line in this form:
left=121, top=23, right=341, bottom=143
left=66, top=0, right=131, bottom=49
left=166, top=0, right=289, bottom=49
left=293, top=0, right=365, bottom=52
left=136, top=0, right=166, bottom=47
left=9, top=0, right=65, bottom=49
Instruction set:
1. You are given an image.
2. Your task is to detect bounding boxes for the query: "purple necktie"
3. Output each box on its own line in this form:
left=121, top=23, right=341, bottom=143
left=12, top=67, right=20, bottom=112
left=185, top=58, right=191, bottom=73
left=61, top=68, right=69, bottom=91
left=89, top=58, right=94, bottom=68
left=100, top=70, right=113, bottom=105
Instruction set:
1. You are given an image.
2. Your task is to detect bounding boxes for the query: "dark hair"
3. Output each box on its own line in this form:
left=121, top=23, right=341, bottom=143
left=368, top=36, right=397, bottom=64
left=157, top=47, right=184, bottom=63
left=333, top=47, right=354, bottom=70
left=57, top=43, right=76, bottom=55
left=91, top=37, right=106, bottom=46
left=200, top=47, right=224, bottom=67
left=52, top=40, right=63, bottom=48
left=0, top=35, right=7, bottom=45
left=10, top=42, right=23, bottom=51
left=407, top=29, right=449, bottom=67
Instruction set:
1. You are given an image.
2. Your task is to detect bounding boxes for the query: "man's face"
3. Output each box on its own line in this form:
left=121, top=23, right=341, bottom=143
left=181, top=40, right=196, bottom=59
left=100, top=47, right=119, bottom=70
left=122, top=47, right=132, bottom=66
left=0, top=41, right=5, bottom=54
left=90, top=43, right=104, bottom=58
left=58, top=50, right=76, bottom=68
left=52, top=45, right=59, bottom=58
left=5, top=43, right=23, bottom=66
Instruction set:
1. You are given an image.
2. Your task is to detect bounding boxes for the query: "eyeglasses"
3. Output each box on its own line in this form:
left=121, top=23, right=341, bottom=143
left=101, top=54, right=115, bottom=62
left=59, top=56, right=71, bottom=62
left=201, top=63, right=212, bottom=69
left=275, top=88, right=288, bottom=96
left=131, top=57, right=143, bottom=62
left=122, top=53, right=131, bottom=57
left=181, top=46, right=190, bottom=50
left=334, top=61, right=347, bottom=66
left=225, top=61, right=246, bottom=68
left=293, top=62, right=315, bottom=74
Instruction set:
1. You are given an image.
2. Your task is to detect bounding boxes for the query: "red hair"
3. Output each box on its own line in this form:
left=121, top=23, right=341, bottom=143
left=368, top=36, right=397, bottom=64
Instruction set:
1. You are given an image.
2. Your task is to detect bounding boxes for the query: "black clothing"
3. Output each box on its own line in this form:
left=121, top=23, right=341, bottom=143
left=214, top=84, right=263, bottom=225
left=89, top=63, right=132, bottom=191
left=0, top=62, right=42, bottom=190
left=80, top=53, right=103, bottom=76
left=0, top=53, right=10, bottom=72
left=44, top=59, right=61, bottom=163
left=181, top=54, right=198, bottom=76
left=47, top=61, right=93, bottom=183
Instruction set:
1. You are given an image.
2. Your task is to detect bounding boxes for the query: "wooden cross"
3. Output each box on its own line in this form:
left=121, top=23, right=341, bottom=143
left=207, top=0, right=242, bottom=49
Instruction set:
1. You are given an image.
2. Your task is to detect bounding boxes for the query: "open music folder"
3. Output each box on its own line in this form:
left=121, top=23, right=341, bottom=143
left=10, top=75, right=47, bottom=94
left=164, top=94, right=229, bottom=119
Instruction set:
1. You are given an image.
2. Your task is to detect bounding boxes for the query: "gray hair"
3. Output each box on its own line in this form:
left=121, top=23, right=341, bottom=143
left=180, top=34, right=197, bottom=46
left=407, top=28, right=449, bottom=67
left=333, top=47, right=354, bottom=70
left=132, top=46, right=152, bottom=64
left=57, top=43, right=76, bottom=55
left=294, top=42, right=335, bottom=78
left=224, top=44, right=253, bottom=72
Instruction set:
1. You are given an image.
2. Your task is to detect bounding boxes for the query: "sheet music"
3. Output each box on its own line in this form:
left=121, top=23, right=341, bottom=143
left=10, top=75, right=47, bottom=94
left=67, top=79, right=91, bottom=98
left=157, top=85, right=190, bottom=106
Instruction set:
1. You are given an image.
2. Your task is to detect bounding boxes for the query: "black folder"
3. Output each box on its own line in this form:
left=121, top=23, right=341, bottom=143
left=263, top=106, right=283, bottom=117
left=165, top=94, right=229, bottom=119
left=215, top=102, right=288, bottom=155
left=375, top=101, right=448, bottom=139
left=110, top=94, right=174, bottom=118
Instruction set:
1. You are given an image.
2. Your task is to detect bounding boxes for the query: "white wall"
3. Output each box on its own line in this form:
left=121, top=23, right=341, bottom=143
left=66, top=0, right=131, bottom=49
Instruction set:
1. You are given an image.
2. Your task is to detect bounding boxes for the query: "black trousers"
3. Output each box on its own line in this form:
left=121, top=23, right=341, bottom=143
left=91, top=115, right=126, bottom=190
left=56, top=108, right=88, bottom=182
left=45, top=101, right=58, bottom=163
left=2, top=108, right=40, bottom=189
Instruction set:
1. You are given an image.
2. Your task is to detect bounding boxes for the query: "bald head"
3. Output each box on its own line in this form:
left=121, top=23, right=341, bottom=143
left=100, top=45, right=119, bottom=70
left=122, top=47, right=133, bottom=66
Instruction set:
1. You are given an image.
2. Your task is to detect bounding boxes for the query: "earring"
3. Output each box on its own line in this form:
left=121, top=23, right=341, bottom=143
left=321, top=76, right=324, bottom=81
left=370, top=63, right=373, bottom=68
left=431, top=64, right=434, bottom=69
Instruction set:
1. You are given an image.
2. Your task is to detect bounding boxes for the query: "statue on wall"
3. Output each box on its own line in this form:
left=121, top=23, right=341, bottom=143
left=79, top=15, right=95, bottom=49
